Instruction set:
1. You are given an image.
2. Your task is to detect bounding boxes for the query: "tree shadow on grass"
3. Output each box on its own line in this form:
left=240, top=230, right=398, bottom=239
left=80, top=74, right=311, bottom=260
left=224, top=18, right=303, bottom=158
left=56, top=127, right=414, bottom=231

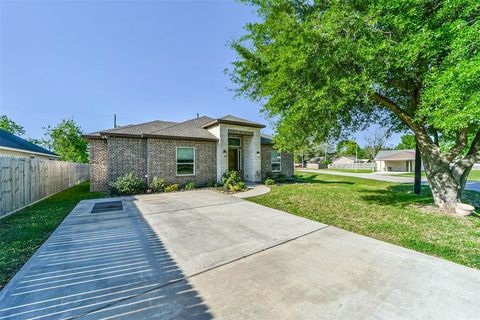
left=359, top=183, right=480, bottom=213
left=359, top=184, right=435, bottom=208
left=295, top=174, right=355, bottom=185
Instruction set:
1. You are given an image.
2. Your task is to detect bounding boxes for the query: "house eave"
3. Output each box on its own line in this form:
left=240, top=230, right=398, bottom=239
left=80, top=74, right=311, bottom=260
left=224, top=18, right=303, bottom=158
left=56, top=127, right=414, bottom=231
left=202, top=119, right=265, bottom=129
left=0, top=146, right=60, bottom=158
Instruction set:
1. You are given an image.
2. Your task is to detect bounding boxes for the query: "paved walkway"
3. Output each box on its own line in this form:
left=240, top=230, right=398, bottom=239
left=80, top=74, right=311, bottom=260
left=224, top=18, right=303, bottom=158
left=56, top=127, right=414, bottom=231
left=1, top=190, right=479, bottom=319
left=298, top=169, right=480, bottom=192
left=232, top=184, right=271, bottom=198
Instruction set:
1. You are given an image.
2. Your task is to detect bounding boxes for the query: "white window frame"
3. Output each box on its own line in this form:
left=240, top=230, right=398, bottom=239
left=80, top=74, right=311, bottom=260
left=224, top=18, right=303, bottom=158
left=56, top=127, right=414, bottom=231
left=176, top=147, right=195, bottom=176
left=271, top=150, right=282, bottom=172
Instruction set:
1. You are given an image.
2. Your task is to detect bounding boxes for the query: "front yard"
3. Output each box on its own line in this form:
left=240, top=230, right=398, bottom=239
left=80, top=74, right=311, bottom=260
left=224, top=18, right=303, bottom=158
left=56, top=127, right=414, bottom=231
left=249, top=172, right=480, bottom=269
left=398, top=170, right=480, bottom=181
left=0, top=182, right=105, bottom=290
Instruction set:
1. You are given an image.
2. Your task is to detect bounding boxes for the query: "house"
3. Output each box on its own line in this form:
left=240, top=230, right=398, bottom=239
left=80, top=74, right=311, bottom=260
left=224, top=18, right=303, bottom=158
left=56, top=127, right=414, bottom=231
left=84, top=115, right=294, bottom=191
left=331, top=156, right=369, bottom=165
left=0, top=129, right=59, bottom=160
left=375, top=149, right=415, bottom=172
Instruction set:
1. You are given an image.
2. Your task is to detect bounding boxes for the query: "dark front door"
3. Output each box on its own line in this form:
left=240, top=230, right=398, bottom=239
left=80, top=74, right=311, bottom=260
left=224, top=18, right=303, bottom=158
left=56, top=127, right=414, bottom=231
left=228, top=149, right=238, bottom=171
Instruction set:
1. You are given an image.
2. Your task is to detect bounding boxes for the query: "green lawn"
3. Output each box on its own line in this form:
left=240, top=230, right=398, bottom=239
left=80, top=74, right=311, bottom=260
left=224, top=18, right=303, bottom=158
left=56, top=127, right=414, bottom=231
left=248, top=172, right=480, bottom=269
left=0, top=182, right=105, bottom=290
left=326, top=168, right=374, bottom=174
left=397, top=170, right=480, bottom=181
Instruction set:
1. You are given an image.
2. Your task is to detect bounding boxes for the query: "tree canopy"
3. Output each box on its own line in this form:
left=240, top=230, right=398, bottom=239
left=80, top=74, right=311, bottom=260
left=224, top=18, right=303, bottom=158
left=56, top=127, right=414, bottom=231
left=0, top=115, right=25, bottom=136
left=231, top=0, right=480, bottom=209
left=396, top=134, right=416, bottom=150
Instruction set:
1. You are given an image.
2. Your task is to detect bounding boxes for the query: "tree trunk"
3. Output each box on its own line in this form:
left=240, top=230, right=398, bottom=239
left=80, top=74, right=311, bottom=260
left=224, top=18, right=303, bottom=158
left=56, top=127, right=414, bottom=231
left=416, top=141, right=462, bottom=211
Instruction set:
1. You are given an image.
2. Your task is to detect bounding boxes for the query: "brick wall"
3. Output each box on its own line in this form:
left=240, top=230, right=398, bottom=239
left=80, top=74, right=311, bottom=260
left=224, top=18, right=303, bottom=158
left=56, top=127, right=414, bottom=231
left=107, top=137, right=148, bottom=184
left=261, top=144, right=294, bottom=179
left=89, top=139, right=108, bottom=191
left=147, top=138, right=217, bottom=186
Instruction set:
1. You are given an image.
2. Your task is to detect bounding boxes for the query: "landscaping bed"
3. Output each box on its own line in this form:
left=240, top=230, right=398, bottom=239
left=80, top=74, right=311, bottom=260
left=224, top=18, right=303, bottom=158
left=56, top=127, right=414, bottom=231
left=248, top=172, right=480, bottom=269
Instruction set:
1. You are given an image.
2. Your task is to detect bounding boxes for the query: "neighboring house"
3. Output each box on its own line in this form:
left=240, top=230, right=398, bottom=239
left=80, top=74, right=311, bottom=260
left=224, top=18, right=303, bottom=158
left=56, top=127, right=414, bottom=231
left=331, top=156, right=369, bottom=165
left=375, top=149, right=415, bottom=172
left=84, top=115, right=294, bottom=191
left=0, top=129, right=59, bottom=160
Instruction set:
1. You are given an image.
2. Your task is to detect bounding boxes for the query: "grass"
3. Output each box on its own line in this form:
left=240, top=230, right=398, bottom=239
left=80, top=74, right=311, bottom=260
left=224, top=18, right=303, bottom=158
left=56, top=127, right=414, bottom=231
left=0, top=182, right=106, bottom=290
left=398, top=170, right=480, bottom=181
left=248, top=172, right=480, bottom=269
left=326, top=168, right=374, bottom=173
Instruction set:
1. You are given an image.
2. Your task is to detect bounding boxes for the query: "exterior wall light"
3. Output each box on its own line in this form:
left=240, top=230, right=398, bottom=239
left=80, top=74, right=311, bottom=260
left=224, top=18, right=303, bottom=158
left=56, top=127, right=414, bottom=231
left=223, top=149, right=227, bottom=157
left=256, top=150, right=260, bottom=157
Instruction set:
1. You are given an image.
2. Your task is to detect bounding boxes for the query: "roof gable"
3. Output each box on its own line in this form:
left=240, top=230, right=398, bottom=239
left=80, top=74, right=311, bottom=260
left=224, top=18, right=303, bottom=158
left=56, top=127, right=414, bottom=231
left=375, top=149, right=415, bottom=161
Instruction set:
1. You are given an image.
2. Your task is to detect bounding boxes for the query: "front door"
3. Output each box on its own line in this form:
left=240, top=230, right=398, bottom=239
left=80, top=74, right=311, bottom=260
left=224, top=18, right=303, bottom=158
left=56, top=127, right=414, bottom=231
left=228, top=149, right=243, bottom=177
left=228, top=149, right=238, bottom=171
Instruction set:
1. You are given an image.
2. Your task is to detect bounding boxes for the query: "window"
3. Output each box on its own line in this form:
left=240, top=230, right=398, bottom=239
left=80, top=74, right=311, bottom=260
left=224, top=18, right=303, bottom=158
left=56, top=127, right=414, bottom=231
left=271, top=150, right=281, bottom=172
left=176, top=147, right=195, bottom=175
left=228, top=137, right=241, bottom=148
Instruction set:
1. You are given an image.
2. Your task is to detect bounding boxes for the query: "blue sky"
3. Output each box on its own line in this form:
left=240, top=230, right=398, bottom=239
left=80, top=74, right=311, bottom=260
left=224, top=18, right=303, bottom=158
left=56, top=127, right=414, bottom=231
left=0, top=0, right=400, bottom=148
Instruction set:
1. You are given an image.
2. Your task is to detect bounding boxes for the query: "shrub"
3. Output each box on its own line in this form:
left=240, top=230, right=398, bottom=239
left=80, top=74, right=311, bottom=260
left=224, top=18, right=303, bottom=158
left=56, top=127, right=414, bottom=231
left=233, top=181, right=246, bottom=191
left=165, top=184, right=179, bottom=192
left=185, top=182, right=196, bottom=190
left=150, top=177, right=165, bottom=193
left=221, top=170, right=244, bottom=191
left=276, top=174, right=287, bottom=183
left=207, top=180, right=217, bottom=188
left=109, top=172, right=146, bottom=195
left=264, top=178, right=276, bottom=185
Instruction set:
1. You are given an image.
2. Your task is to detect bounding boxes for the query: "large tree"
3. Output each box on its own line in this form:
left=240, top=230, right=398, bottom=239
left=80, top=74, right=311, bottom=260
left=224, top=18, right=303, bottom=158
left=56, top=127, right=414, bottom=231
left=37, top=119, right=88, bottom=163
left=231, top=0, right=480, bottom=210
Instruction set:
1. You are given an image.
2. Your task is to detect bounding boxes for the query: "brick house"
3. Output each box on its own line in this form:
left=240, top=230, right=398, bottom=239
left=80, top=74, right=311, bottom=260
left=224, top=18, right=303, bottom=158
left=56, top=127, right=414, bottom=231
left=84, top=115, right=294, bottom=191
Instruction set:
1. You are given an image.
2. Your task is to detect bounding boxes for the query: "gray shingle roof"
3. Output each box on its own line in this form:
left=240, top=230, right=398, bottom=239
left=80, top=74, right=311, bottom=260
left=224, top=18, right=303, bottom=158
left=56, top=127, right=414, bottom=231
left=261, top=134, right=273, bottom=144
left=375, top=149, right=415, bottom=161
left=84, top=115, right=265, bottom=141
left=202, top=115, right=265, bottom=129
left=145, top=117, right=217, bottom=141
left=0, top=129, right=59, bottom=157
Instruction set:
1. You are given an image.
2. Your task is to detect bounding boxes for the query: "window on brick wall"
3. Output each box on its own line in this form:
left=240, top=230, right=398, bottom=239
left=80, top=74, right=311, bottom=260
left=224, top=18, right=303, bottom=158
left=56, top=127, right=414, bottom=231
left=271, top=150, right=281, bottom=172
left=176, top=147, right=195, bottom=175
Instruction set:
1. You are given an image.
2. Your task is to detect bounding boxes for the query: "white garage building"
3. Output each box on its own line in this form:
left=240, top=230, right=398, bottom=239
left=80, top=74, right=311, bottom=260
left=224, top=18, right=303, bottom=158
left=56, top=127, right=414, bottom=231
left=375, top=149, right=416, bottom=172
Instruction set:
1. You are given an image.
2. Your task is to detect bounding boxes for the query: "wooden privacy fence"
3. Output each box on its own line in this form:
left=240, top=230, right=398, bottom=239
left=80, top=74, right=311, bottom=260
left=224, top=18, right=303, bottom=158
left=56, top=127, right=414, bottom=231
left=0, top=156, right=90, bottom=218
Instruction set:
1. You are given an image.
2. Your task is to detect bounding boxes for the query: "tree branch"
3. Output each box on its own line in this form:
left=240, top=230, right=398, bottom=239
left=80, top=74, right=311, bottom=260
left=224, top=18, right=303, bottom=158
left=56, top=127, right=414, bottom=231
left=372, top=92, right=432, bottom=145
left=445, top=128, right=470, bottom=161
left=453, top=130, right=480, bottom=171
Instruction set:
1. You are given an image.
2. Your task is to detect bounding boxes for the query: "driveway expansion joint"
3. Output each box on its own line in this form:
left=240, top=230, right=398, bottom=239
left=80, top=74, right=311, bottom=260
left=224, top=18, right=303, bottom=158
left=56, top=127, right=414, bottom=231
left=70, top=225, right=330, bottom=319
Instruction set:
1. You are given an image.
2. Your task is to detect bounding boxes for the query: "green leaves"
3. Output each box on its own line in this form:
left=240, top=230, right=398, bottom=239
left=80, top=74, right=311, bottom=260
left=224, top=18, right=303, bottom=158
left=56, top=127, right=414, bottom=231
left=0, top=115, right=25, bottom=136
left=230, top=0, right=480, bottom=146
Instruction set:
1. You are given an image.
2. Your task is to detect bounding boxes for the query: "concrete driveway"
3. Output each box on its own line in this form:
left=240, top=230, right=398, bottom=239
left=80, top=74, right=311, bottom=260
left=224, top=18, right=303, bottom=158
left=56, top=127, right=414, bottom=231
left=1, top=190, right=479, bottom=319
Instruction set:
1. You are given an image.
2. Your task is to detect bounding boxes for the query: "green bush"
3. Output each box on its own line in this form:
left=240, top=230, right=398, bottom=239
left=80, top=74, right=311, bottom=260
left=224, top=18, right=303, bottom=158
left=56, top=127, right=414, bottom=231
left=221, top=170, right=244, bottom=191
left=264, top=178, right=276, bottom=185
left=165, top=184, right=179, bottom=192
left=109, top=172, right=146, bottom=195
left=207, top=180, right=217, bottom=188
left=185, top=182, right=196, bottom=190
left=150, top=177, right=165, bottom=193
left=233, top=181, right=246, bottom=191
left=276, top=174, right=287, bottom=183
